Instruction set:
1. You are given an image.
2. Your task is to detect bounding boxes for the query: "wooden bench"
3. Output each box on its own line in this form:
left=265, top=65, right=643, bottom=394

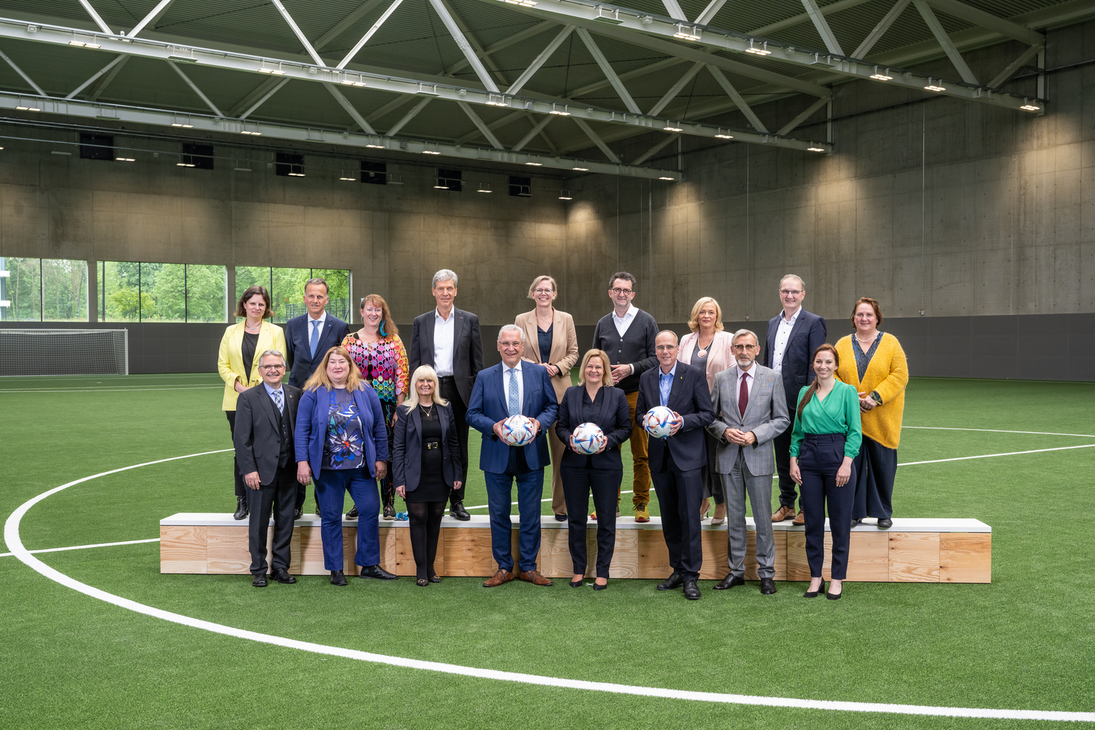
left=161, top=514, right=990, bottom=583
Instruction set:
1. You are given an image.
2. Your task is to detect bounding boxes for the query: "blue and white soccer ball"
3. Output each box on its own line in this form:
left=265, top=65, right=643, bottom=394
left=642, top=406, right=676, bottom=439
left=571, top=422, right=607, bottom=455
left=501, top=415, right=537, bottom=447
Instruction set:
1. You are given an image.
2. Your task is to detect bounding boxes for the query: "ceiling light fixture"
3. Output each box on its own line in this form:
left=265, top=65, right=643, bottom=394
left=807, top=146, right=825, bottom=152
left=924, top=78, right=946, bottom=92
left=870, top=66, right=893, bottom=81
left=673, top=24, right=701, bottom=41
left=1020, top=100, right=1040, bottom=112
left=715, top=128, right=733, bottom=139
left=549, top=103, right=570, bottom=116
left=259, top=60, right=285, bottom=75
left=116, top=157, right=136, bottom=162
left=558, top=190, right=573, bottom=200
left=525, top=161, right=542, bottom=166
left=486, top=94, right=507, bottom=107
left=746, top=40, right=772, bottom=56
left=476, top=183, right=492, bottom=193
left=658, top=176, right=675, bottom=181
left=571, top=166, right=589, bottom=171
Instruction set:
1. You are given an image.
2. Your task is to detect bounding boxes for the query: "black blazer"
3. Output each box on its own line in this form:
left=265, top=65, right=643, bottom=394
left=554, top=385, right=632, bottom=471
left=392, top=402, right=462, bottom=493
left=408, top=308, right=484, bottom=405
left=284, top=314, right=350, bottom=388
left=233, top=383, right=302, bottom=485
left=763, top=308, right=827, bottom=413
left=635, top=362, right=715, bottom=473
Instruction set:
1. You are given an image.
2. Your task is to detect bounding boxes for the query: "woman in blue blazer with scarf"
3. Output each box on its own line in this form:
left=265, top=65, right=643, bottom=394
left=295, top=345, right=392, bottom=586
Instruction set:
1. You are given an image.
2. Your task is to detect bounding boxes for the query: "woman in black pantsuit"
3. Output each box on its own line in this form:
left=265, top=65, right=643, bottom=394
left=393, top=365, right=463, bottom=586
left=554, top=349, right=633, bottom=590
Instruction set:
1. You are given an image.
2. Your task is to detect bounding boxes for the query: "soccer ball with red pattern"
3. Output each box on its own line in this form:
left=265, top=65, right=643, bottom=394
left=571, top=422, right=607, bottom=455
left=501, top=415, right=537, bottom=447
left=642, top=406, right=676, bottom=439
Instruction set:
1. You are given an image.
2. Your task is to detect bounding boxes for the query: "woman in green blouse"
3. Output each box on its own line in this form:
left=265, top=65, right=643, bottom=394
left=789, top=344, right=862, bottom=600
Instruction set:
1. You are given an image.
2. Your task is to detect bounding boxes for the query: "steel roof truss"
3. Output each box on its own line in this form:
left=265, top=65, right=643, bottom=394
left=505, top=24, right=574, bottom=96
left=707, top=64, right=768, bottom=134
left=912, top=0, right=978, bottom=85
left=427, top=0, right=501, bottom=93
left=0, top=46, right=44, bottom=95
left=647, top=61, right=703, bottom=116
left=325, top=83, right=378, bottom=133
left=575, top=27, right=641, bottom=114
left=128, top=0, right=176, bottom=39
left=511, top=113, right=554, bottom=152
left=337, top=0, right=405, bottom=70
left=852, top=0, right=911, bottom=58
left=65, top=54, right=124, bottom=99
left=458, top=100, right=505, bottom=149
left=572, top=116, right=621, bottom=163
left=167, top=60, right=225, bottom=117
left=800, top=0, right=845, bottom=56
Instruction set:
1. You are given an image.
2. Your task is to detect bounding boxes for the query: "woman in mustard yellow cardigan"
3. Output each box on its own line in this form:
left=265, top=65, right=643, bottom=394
left=218, top=285, right=288, bottom=520
left=834, top=297, right=908, bottom=530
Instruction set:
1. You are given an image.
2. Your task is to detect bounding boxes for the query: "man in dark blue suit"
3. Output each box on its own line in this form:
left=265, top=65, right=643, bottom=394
left=467, top=324, right=559, bottom=588
left=763, top=274, right=827, bottom=526
left=283, top=277, right=350, bottom=516
left=636, top=331, right=715, bottom=600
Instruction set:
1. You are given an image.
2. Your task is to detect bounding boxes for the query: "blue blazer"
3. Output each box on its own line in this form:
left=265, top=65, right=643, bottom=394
left=635, top=361, right=715, bottom=473
left=293, top=385, right=388, bottom=480
left=392, top=402, right=462, bottom=493
left=284, top=314, right=351, bottom=389
left=764, top=308, right=827, bottom=413
left=554, top=385, right=632, bottom=471
left=466, top=362, right=559, bottom=474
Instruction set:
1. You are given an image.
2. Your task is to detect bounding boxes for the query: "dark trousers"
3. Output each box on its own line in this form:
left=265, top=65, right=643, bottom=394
left=246, top=464, right=297, bottom=575
left=406, top=501, right=446, bottom=580
left=798, top=433, right=856, bottom=580
left=439, top=376, right=469, bottom=504
left=484, top=461, right=544, bottom=574
left=852, top=436, right=897, bottom=520
left=561, top=464, right=622, bottom=578
left=314, top=468, right=380, bottom=571
left=652, top=451, right=704, bottom=580
left=225, top=411, right=246, bottom=499
left=773, top=421, right=798, bottom=510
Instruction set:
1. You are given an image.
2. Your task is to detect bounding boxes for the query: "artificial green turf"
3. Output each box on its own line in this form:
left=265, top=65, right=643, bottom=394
left=1, top=375, right=1093, bottom=729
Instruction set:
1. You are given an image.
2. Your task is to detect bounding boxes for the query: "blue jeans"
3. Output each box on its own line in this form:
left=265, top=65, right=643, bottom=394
left=484, top=468, right=544, bottom=573
left=314, top=468, right=379, bottom=571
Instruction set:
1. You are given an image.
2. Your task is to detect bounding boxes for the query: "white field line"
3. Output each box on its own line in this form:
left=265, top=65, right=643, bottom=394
left=4, top=452, right=1094, bottom=721
left=0, top=537, right=160, bottom=558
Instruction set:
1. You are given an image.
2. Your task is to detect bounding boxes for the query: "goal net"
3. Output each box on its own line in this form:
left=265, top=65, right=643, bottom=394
left=0, top=329, right=129, bottom=376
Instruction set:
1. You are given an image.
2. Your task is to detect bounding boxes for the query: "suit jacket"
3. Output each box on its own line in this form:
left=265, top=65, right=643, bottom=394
left=764, top=308, right=827, bottom=413
left=466, top=362, right=559, bottom=474
left=554, top=384, right=632, bottom=471
left=294, top=385, right=388, bottom=480
left=706, top=365, right=789, bottom=476
left=408, top=307, right=484, bottom=405
left=514, top=308, right=579, bottom=406
left=217, top=321, right=287, bottom=411
left=284, top=313, right=350, bottom=389
left=635, top=361, right=714, bottom=473
left=233, top=383, right=302, bottom=485
left=678, top=330, right=736, bottom=391
left=392, top=402, right=462, bottom=492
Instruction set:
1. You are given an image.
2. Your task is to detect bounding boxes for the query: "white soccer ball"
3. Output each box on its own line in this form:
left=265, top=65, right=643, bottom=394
left=571, top=422, right=607, bottom=455
left=642, top=406, right=676, bottom=439
left=501, top=415, right=537, bottom=447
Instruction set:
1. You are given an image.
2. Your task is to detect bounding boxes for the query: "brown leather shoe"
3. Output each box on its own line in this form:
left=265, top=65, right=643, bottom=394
left=792, top=510, right=805, bottom=526
left=482, top=569, right=514, bottom=588
left=772, top=505, right=796, bottom=522
left=517, top=569, right=553, bottom=587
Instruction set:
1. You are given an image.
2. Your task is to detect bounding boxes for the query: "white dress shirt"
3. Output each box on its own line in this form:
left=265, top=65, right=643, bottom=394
left=612, top=304, right=638, bottom=337
left=502, top=361, right=524, bottom=412
left=433, top=308, right=456, bottom=377
left=771, top=308, right=800, bottom=374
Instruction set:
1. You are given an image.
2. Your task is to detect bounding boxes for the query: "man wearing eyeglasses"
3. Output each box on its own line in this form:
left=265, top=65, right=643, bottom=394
left=591, top=272, right=659, bottom=522
left=763, top=274, right=826, bottom=526
left=233, top=350, right=302, bottom=588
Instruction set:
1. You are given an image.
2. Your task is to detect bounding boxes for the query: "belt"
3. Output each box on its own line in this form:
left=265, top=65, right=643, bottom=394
left=438, top=375, right=455, bottom=382
left=424, top=439, right=441, bottom=450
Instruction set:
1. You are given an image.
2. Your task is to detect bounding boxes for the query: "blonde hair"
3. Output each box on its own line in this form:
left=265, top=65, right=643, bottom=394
left=403, top=365, right=449, bottom=409
left=686, top=297, right=723, bottom=333
left=360, top=293, right=399, bottom=337
left=527, top=275, right=557, bottom=299
left=303, top=346, right=366, bottom=392
left=578, top=349, right=613, bottom=387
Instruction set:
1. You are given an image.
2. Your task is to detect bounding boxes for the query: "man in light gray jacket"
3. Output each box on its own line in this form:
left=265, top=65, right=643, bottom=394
left=707, top=329, right=789, bottom=595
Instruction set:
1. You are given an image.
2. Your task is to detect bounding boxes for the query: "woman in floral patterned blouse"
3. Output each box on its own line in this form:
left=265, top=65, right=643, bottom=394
left=342, top=294, right=409, bottom=520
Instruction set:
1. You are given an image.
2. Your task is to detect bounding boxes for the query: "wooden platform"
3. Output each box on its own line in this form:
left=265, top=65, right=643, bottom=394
left=161, top=514, right=991, bottom=583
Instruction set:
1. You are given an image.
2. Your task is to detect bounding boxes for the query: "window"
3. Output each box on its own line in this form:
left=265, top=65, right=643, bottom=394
left=509, top=175, right=531, bottom=197
left=80, top=133, right=113, bottom=161
left=361, top=160, right=387, bottom=185
left=275, top=152, right=305, bottom=177
left=0, top=257, right=88, bottom=321
left=435, top=168, right=462, bottom=192
left=98, top=262, right=226, bottom=322
left=180, top=143, right=214, bottom=170
left=234, top=267, right=351, bottom=322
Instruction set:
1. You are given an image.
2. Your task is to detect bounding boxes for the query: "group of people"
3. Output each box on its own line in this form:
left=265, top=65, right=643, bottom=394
left=218, top=269, right=909, bottom=599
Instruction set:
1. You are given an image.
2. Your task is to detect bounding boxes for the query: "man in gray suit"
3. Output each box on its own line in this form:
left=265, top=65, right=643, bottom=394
left=233, top=350, right=302, bottom=587
left=707, top=329, right=789, bottom=595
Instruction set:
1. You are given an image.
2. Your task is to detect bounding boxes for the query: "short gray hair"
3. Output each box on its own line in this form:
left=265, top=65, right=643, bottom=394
left=731, top=329, right=758, bottom=346
left=432, top=269, right=458, bottom=288
left=304, top=277, right=329, bottom=294
left=497, top=324, right=525, bottom=342
left=779, top=274, right=804, bottom=291
left=259, top=350, right=286, bottom=367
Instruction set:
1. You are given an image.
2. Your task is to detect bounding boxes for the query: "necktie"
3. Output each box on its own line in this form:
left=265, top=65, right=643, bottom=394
left=739, top=372, right=749, bottom=417
left=272, top=389, right=283, bottom=414
left=309, top=320, right=320, bottom=358
left=508, top=368, right=520, bottom=417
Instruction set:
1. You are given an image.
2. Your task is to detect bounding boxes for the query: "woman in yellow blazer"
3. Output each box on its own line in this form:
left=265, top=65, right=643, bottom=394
left=218, top=285, right=288, bottom=520
left=515, top=275, right=579, bottom=520
left=834, top=297, right=908, bottom=530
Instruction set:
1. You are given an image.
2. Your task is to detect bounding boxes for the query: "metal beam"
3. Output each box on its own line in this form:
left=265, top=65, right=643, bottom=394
left=458, top=100, right=504, bottom=149
left=505, top=25, right=574, bottom=96
left=65, top=55, right=126, bottom=99
left=777, top=96, right=829, bottom=136
left=527, top=112, right=557, bottom=153
left=386, top=97, right=431, bottom=136
left=324, top=83, right=377, bottom=133
left=913, top=0, right=978, bottom=85
left=167, top=61, right=225, bottom=117
left=750, top=0, right=873, bottom=37
left=0, top=47, right=44, bottom=96
left=647, top=61, right=703, bottom=116
left=632, top=132, right=678, bottom=165
left=572, top=117, right=621, bottom=163
left=365, top=94, right=413, bottom=123
left=77, top=0, right=113, bottom=35
left=708, top=65, right=768, bottom=133
left=458, top=109, right=523, bottom=143
left=88, top=56, right=129, bottom=101
left=661, top=0, right=687, bottom=22
left=575, top=27, right=641, bottom=114
left=988, top=43, right=1043, bottom=90
left=128, top=0, right=175, bottom=38
left=852, top=0, right=911, bottom=58
left=512, top=114, right=554, bottom=152
left=426, top=0, right=500, bottom=92
left=443, top=20, right=556, bottom=76
left=695, top=0, right=727, bottom=26
left=436, top=0, right=511, bottom=85
left=238, top=77, right=290, bottom=119
left=925, top=0, right=1044, bottom=46
left=0, top=90, right=679, bottom=179
left=800, top=0, right=844, bottom=56
left=270, top=0, right=325, bottom=67
left=337, top=0, right=405, bottom=69
left=314, top=0, right=388, bottom=50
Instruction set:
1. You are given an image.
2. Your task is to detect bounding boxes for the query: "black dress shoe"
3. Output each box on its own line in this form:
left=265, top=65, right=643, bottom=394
left=826, top=588, right=843, bottom=600
left=330, top=570, right=347, bottom=586
left=360, top=565, right=397, bottom=580
left=850, top=518, right=860, bottom=529
left=428, top=574, right=441, bottom=584
left=593, top=581, right=607, bottom=591
left=760, top=578, right=777, bottom=595
left=877, top=518, right=893, bottom=529
left=683, top=579, right=701, bottom=600
left=293, top=508, right=304, bottom=520
left=713, top=574, right=745, bottom=591
left=416, top=578, right=429, bottom=587
left=272, top=569, right=296, bottom=584
left=657, top=572, right=684, bottom=591
left=450, top=502, right=471, bottom=521
left=554, top=513, right=567, bottom=521
left=804, top=579, right=826, bottom=598
left=569, top=579, right=584, bottom=588
left=233, top=497, right=248, bottom=521
left=251, top=574, right=267, bottom=587
left=346, top=506, right=359, bottom=520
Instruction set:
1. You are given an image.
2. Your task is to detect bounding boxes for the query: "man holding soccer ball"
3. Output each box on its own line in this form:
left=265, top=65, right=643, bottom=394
left=636, top=331, right=715, bottom=600
left=467, top=325, right=559, bottom=588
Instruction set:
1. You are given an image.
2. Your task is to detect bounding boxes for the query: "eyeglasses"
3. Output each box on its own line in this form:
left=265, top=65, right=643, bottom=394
left=610, top=288, right=634, bottom=295
left=780, top=289, right=803, bottom=295
left=532, top=288, right=554, bottom=295
left=259, top=364, right=284, bottom=370
left=731, top=344, right=758, bottom=351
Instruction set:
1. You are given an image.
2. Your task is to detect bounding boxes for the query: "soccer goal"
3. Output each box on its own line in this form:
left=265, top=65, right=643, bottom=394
left=0, top=329, right=129, bottom=376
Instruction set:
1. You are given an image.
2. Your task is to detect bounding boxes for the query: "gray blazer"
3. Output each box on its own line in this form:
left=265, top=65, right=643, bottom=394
left=707, top=364, right=789, bottom=477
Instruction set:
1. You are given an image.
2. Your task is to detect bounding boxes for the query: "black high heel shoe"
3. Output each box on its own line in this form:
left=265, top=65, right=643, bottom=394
left=569, top=578, right=584, bottom=588
left=593, top=580, right=608, bottom=591
left=803, top=579, right=825, bottom=598
left=428, top=574, right=441, bottom=584
left=826, top=582, right=843, bottom=600
left=416, top=577, right=429, bottom=587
